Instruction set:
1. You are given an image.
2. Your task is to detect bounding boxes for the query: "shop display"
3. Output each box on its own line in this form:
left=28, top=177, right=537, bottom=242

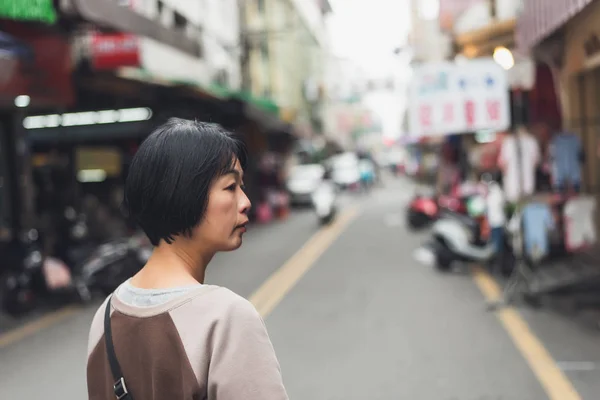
left=521, top=202, right=555, bottom=263
left=563, top=196, right=596, bottom=251
left=498, top=130, right=541, bottom=203
left=549, top=132, right=583, bottom=192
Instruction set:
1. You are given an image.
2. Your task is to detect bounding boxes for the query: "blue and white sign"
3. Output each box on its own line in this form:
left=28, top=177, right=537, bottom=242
left=408, top=58, right=510, bottom=138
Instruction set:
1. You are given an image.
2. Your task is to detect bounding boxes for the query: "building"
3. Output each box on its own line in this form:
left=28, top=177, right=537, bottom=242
left=0, top=0, right=298, bottom=249
left=517, top=0, right=600, bottom=193
left=408, top=0, right=452, bottom=63
left=241, top=0, right=332, bottom=135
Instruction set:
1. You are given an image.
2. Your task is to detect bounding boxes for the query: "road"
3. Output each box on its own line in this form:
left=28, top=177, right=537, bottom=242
left=1, top=177, right=600, bottom=399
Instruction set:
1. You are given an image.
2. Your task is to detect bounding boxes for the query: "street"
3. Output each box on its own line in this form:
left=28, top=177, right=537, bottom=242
left=2, top=178, right=600, bottom=399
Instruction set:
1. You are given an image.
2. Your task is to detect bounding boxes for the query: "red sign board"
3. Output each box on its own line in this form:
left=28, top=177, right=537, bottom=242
left=91, top=32, right=140, bottom=70
left=0, top=22, right=74, bottom=108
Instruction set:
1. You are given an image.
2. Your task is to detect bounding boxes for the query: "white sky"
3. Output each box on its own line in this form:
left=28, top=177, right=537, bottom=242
left=327, top=0, right=412, bottom=138
left=328, top=0, right=411, bottom=78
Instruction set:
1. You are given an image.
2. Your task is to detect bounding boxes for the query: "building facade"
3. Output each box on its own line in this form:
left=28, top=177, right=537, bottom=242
left=408, top=0, right=452, bottom=63
left=242, top=0, right=331, bottom=134
left=518, top=0, right=600, bottom=193
left=79, top=0, right=242, bottom=94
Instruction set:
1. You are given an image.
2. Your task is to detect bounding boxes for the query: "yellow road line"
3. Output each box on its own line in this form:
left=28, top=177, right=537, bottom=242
left=250, top=206, right=361, bottom=318
left=0, top=306, right=80, bottom=349
left=472, top=267, right=581, bottom=400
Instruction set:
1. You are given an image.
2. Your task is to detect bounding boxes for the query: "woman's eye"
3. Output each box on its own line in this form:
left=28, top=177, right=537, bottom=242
left=226, top=184, right=237, bottom=191
left=240, top=184, right=246, bottom=191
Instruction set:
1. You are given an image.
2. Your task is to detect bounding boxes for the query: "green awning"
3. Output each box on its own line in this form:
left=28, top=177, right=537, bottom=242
left=0, top=0, right=57, bottom=24
left=231, top=91, right=279, bottom=115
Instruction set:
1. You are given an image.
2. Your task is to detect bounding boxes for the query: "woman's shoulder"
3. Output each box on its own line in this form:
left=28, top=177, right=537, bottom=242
left=170, top=285, right=261, bottom=322
left=182, top=285, right=262, bottom=322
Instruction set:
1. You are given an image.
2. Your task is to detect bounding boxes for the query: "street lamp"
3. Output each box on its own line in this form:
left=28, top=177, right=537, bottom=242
left=493, top=46, right=514, bottom=70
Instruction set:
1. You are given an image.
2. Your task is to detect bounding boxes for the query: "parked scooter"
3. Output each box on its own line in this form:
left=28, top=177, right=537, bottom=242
left=79, top=231, right=152, bottom=296
left=312, top=178, right=338, bottom=225
left=406, top=189, right=469, bottom=230
left=414, top=194, right=515, bottom=273
left=1, top=227, right=152, bottom=316
left=1, top=229, right=83, bottom=316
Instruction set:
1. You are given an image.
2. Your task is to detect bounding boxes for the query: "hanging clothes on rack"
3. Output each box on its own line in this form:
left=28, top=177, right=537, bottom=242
left=521, top=202, right=555, bottom=263
left=549, top=131, right=583, bottom=193
left=498, top=129, right=541, bottom=203
left=563, top=196, right=596, bottom=251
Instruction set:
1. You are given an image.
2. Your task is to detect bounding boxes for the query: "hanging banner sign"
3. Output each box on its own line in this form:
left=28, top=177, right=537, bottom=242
left=408, top=59, right=510, bottom=139
left=90, top=32, right=140, bottom=70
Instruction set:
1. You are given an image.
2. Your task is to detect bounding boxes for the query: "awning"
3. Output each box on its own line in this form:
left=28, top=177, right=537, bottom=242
left=61, top=0, right=200, bottom=57
left=232, top=91, right=280, bottom=115
left=516, top=0, right=593, bottom=53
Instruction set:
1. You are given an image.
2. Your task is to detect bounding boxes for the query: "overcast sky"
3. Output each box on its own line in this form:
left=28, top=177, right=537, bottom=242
left=328, top=0, right=411, bottom=78
left=327, top=0, right=412, bottom=138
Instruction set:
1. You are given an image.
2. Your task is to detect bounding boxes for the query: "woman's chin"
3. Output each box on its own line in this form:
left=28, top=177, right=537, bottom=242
left=221, top=237, right=244, bottom=251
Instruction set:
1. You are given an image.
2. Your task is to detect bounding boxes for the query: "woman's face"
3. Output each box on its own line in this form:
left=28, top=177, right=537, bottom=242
left=193, top=158, right=251, bottom=252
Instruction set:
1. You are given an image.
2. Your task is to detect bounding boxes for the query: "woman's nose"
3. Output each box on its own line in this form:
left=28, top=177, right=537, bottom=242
left=239, top=192, right=251, bottom=214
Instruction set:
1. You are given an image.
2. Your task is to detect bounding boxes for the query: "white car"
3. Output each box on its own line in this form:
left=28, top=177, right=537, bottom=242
left=328, top=153, right=361, bottom=189
left=286, top=164, right=325, bottom=205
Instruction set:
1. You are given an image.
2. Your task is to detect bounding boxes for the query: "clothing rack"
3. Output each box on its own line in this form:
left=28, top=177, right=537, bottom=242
left=487, top=194, right=600, bottom=312
left=487, top=202, right=534, bottom=311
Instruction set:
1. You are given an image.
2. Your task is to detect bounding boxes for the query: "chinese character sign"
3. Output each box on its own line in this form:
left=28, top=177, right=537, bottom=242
left=408, top=59, right=510, bottom=139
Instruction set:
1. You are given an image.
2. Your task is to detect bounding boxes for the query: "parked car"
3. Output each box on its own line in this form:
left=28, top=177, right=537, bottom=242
left=328, top=152, right=361, bottom=191
left=286, top=164, right=325, bottom=206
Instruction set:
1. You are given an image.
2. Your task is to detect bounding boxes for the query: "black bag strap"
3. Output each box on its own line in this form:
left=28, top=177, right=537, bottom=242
left=104, top=296, right=135, bottom=400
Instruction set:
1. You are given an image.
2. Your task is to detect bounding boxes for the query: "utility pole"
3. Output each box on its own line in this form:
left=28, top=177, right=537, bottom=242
left=238, top=0, right=252, bottom=93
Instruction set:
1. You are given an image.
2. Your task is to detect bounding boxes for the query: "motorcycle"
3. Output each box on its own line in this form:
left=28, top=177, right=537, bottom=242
left=1, top=227, right=152, bottom=316
left=406, top=189, right=469, bottom=230
left=1, top=229, right=82, bottom=316
left=312, top=180, right=338, bottom=225
left=414, top=194, right=515, bottom=274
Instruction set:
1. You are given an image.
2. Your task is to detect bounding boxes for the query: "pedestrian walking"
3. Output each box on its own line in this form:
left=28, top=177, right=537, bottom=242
left=86, top=118, right=289, bottom=400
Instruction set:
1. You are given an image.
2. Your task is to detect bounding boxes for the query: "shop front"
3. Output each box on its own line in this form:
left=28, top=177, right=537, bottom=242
left=532, top=0, right=600, bottom=195
left=0, top=21, right=75, bottom=250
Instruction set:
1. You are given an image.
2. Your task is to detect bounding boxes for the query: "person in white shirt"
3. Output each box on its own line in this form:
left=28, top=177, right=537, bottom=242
left=498, top=126, right=541, bottom=203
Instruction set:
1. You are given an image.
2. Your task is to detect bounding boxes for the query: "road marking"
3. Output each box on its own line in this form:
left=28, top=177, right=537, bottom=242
left=250, top=206, right=361, bottom=318
left=472, top=267, right=582, bottom=400
left=0, top=306, right=80, bottom=349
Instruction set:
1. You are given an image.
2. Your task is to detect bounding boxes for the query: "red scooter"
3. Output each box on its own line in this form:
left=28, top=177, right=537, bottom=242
left=406, top=185, right=469, bottom=230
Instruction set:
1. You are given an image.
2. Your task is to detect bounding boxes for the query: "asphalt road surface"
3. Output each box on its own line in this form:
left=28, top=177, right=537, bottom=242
left=1, top=177, right=600, bottom=399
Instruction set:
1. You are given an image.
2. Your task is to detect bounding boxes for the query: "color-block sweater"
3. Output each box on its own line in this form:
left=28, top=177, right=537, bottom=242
left=86, top=281, right=289, bottom=400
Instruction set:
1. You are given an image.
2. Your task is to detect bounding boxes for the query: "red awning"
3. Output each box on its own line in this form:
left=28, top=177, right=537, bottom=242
left=516, top=0, right=593, bottom=52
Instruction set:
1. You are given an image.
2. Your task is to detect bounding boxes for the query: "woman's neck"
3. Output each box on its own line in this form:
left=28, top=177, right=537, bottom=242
left=130, top=241, right=213, bottom=289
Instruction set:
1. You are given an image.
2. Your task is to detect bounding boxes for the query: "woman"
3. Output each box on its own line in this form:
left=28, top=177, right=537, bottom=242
left=87, top=119, right=289, bottom=400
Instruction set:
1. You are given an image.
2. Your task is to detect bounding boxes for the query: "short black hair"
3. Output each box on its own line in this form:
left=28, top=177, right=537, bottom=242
left=124, top=118, right=247, bottom=246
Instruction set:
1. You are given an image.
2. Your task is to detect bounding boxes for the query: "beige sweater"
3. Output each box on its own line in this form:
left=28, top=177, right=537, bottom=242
left=87, top=285, right=289, bottom=400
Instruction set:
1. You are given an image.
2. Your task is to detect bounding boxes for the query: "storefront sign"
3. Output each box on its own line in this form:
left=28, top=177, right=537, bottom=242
left=0, top=0, right=57, bottom=24
left=61, top=0, right=201, bottom=57
left=23, top=107, right=153, bottom=129
left=91, top=32, right=140, bottom=70
left=408, top=59, right=510, bottom=138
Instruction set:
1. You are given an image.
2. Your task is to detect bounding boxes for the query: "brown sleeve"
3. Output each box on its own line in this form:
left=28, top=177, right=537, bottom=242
left=207, top=297, right=289, bottom=400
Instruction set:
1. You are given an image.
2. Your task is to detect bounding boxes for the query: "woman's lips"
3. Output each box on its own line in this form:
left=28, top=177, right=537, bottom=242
left=235, top=222, right=248, bottom=233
